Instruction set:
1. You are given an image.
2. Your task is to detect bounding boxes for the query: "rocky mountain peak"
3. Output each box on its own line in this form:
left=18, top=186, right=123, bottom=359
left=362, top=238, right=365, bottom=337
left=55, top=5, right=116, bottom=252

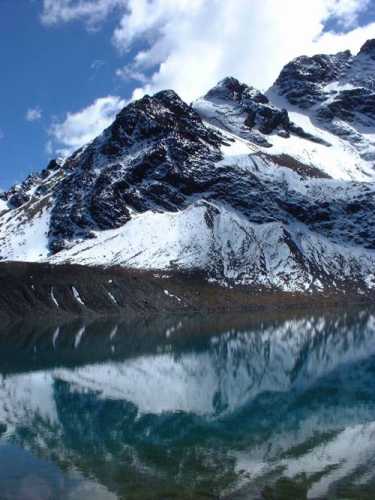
left=45, top=88, right=226, bottom=253
left=195, top=77, right=327, bottom=146
left=358, top=38, right=375, bottom=58
left=275, top=50, right=352, bottom=108
left=1, top=157, right=64, bottom=209
left=286, top=51, right=350, bottom=84
left=272, top=38, right=375, bottom=161
left=206, top=77, right=269, bottom=105
left=102, top=88, right=223, bottom=158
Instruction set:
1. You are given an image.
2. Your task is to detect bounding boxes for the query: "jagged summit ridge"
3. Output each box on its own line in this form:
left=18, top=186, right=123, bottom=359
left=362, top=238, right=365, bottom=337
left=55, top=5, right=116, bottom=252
left=194, top=76, right=328, bottom=147
left=48, top=89, right=225, bottom=252
left=274, top=50, right=352, bottom=108
left=359, top=38, right=375, bottom=58
left=273, top=39, right=375, bottom=163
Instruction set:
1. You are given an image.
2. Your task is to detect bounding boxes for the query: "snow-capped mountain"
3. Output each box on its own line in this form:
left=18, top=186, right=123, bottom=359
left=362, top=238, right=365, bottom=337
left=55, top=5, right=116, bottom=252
left=272, top=39, right=375, bottom=163
left=1, top=40, right=375, bottom=295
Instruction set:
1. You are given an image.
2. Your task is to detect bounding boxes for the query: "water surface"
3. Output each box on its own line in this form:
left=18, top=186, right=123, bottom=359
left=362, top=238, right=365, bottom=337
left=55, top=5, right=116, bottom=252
left=1, top=309, right=375, bottom=499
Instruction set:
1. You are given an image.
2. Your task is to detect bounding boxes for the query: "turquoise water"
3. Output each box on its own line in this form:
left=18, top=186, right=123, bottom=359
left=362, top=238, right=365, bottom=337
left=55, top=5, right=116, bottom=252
left=1, top=309, right=375, bottom=499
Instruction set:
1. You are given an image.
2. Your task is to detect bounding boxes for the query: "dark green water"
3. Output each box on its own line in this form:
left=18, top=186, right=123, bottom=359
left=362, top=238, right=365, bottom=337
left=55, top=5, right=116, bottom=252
left=1, top=309, right=375, bottom=499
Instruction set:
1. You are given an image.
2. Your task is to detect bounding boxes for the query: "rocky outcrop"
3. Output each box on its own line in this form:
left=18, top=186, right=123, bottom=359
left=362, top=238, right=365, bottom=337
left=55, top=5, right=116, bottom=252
left=48, top=90, right=225, bottom=252
left=273, top=39, right=375, bottom=162
left=194, top=77, right=328, bottom=146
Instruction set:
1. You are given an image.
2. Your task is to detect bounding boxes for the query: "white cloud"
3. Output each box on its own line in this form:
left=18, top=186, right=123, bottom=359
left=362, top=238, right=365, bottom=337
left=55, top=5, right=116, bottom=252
left=114, top=0, right=375, bottom=101
left=45, top=140, right=53, bottom=156
left=312, top=21, right=375, bottom=54
left=41, top=0, right=126, bottom=27
left=48, top=96, right=126, bottom=157
left=115, top=66, right=148, bottom=83
left=26, top=107, right=42, bottom=122
left=40, top=0, right=375, bottom=103
left=329, top=0, right=370, bottom=28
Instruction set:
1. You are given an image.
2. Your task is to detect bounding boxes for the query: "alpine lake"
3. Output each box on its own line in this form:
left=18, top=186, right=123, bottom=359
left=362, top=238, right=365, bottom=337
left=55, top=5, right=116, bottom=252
left=1, top=307, right=375, bottom=499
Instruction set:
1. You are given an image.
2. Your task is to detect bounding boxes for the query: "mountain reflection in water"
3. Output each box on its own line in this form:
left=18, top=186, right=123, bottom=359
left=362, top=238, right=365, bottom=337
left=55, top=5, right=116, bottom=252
left=1, top=309, right=375, bottom=499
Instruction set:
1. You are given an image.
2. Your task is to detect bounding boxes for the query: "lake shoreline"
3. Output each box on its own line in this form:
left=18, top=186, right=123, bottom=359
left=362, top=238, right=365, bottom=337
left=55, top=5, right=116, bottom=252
left=0, top=261, right=373, bottom=323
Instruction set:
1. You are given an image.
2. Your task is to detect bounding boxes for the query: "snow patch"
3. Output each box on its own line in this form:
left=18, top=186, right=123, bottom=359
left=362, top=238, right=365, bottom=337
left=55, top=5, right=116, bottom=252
left=74, top=326, right=85, bottom=349
left=164, top=290, right=182, bottom=302
left=72, top=286, right=85, bottom=306
left=50, top=287, right=59, bottom=308
left=107, top=291, right=119, bottom=305
left=0, top=202, right=52, bottom=261
left=52, top=327, right=60, bottom=348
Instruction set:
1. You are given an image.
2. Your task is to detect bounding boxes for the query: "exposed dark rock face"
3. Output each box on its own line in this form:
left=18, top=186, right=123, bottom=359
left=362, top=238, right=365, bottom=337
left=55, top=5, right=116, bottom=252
left=8, top=190, right=30, bottom=209
left=195, top=77, right=328, bottom=146
left=359, top=39, right=375, bottom=59
left=275, top=51, right=352, bottom=108
left=2, top=158, right=64, bottom=209
left=49, top=124, right=375, bottom=256
left=48, top=90, right=225, bottom=252
left=274, top=39, right=375, bottom=160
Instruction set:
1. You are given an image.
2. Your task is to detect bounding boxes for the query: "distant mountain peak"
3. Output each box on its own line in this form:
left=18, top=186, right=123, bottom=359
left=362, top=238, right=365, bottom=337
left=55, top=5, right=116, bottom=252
left=359, top=38, right=375, bottom=58
left=273, top=39, right=375, bottom=162
left=195, top=76, right=327, bottom=146
left=206, top=77, right=270, bottom=105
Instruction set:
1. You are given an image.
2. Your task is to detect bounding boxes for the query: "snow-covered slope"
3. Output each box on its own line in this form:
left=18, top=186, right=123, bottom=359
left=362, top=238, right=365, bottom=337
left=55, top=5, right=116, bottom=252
left=50, top=197, right=375, bottom=293
left=1, top=40, right=375, bottom=295
left=195, top=76, right=375, bottom=181
left=0, top=196, right=8, bottom=214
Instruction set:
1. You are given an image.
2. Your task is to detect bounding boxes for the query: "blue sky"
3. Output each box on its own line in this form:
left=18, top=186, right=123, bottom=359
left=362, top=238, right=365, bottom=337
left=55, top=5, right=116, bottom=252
left=1, top=0, right=375, bottom=189
left=0, top=1, right=138, bottom=188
